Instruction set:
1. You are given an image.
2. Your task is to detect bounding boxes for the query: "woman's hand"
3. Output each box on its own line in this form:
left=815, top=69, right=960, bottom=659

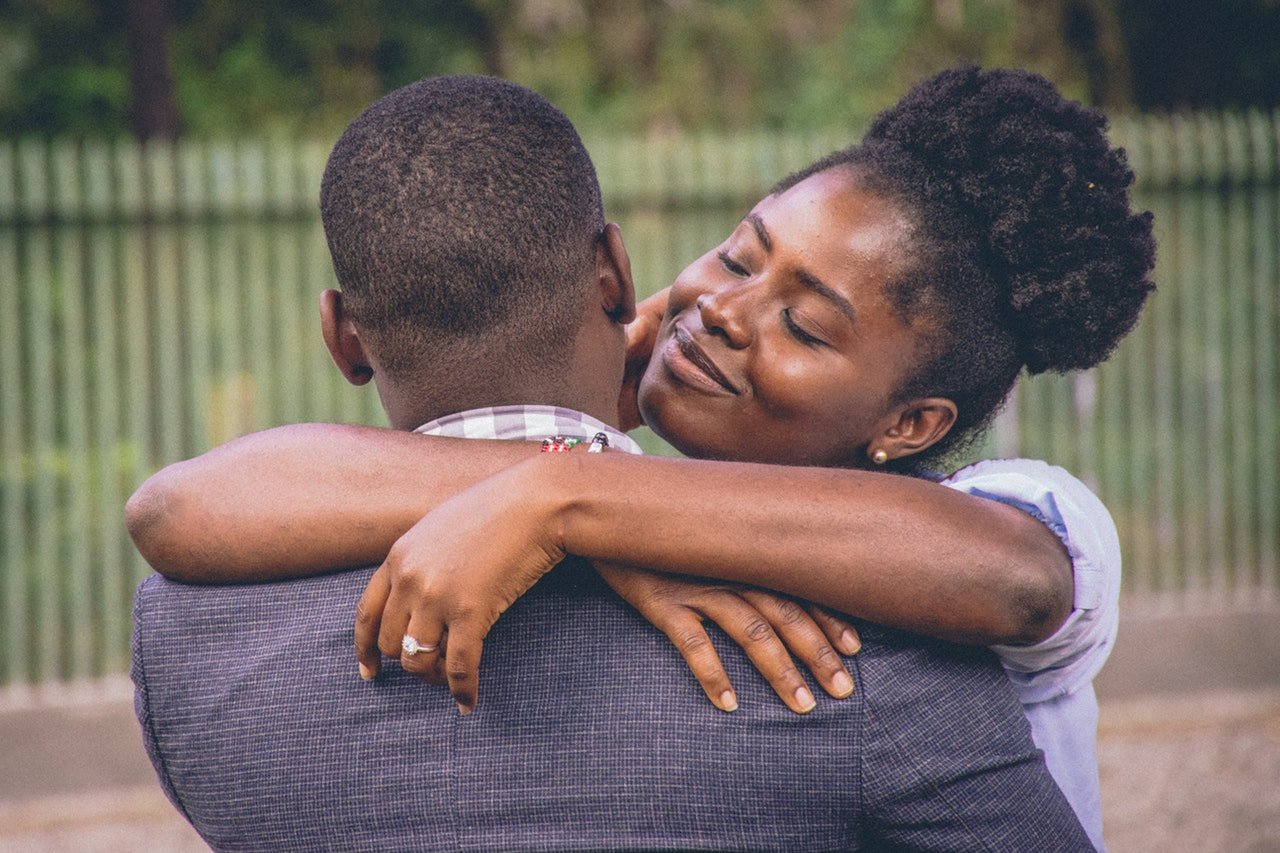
left=596, top=561, right=861, bottom=714
left=352, top=466, right=566, bottom=713
left=618, top=287, right=670, bottom=431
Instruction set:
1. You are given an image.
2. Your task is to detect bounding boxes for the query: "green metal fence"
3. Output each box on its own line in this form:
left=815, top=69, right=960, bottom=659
left=0, top=115, right=1277, bottom=688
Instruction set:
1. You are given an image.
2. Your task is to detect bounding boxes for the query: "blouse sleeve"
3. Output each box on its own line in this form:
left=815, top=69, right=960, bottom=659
left=941, top=458, right=1122, bottom=703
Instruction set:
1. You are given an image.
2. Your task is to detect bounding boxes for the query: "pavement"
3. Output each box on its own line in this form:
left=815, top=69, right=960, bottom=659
left=0, top=682, right=1277, bottom=852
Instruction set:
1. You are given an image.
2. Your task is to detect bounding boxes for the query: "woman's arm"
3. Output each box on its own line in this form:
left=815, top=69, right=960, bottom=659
left=550, top=453, right=1073, bottom=646
left=124, top=423, right=541, bottom=583
left=355, top=451, right=1075, bottom=711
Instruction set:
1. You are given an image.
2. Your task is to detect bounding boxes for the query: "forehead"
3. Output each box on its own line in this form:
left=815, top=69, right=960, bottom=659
left=749, top=170, right=912, bottom=297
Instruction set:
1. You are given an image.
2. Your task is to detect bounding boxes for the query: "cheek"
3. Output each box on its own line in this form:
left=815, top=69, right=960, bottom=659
left=752, top=353, right=883, bottom=443
left=668, top=254, right=721, bottom=306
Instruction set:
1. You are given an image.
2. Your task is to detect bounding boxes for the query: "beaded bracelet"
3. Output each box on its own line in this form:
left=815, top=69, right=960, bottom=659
left=540, top=432, right=611, bottom=453
left=540, top=436, right=583, bottom=453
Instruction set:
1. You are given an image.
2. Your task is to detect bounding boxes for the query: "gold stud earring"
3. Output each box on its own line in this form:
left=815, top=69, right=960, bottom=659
left=872, top=449, right=889, bottom=465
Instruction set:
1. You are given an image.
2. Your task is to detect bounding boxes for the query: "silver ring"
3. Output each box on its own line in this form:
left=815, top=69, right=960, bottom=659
left=401, top=635, right=437, bottom=657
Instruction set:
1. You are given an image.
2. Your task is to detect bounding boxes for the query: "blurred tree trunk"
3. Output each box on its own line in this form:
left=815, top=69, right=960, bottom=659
left=125, top=0, right=180, bottom=140
left=1014, top=0, right=1132, bottom=108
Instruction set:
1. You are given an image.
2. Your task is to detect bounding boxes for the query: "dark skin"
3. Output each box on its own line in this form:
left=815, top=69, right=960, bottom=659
left=128, top=172, right=1074, bottom=715
left=128, top=222, right=863, bottom=715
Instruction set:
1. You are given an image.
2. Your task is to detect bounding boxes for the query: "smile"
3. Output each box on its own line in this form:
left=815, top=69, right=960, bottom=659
left=662, top=326, right=739, bottom=396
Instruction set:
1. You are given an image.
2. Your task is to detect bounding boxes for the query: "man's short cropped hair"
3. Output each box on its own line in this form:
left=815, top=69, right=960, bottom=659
left=320, top=75, right=605, bottom=378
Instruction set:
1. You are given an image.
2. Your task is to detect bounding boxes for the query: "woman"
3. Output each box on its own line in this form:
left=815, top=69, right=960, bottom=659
left=129, top=66, right=1154, bottom=847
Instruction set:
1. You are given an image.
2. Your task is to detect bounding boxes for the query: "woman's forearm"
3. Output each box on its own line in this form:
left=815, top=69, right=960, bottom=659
left=544, top=454, right=1074, bottom=646
left=125, top=423, right=540, bottom=583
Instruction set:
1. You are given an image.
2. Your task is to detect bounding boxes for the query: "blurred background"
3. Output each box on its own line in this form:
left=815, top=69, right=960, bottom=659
left=0, top=1, right=1277, bottom=851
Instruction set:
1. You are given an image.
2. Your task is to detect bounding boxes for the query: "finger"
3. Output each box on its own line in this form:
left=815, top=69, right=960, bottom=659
left=654, top=609, right=738, bottom=712
left=741, top=591, right=855, bottom=700
left=400, top=611, right=445, bottom=684
left=354, top=566, right=392, bottom=680
left=377, top=579, right=415, bottom=661
left=697, top=595, right=817, bottom=714
left=806, top=605, right=862, bottom=656
left=444, top=619, right=485, bottom=715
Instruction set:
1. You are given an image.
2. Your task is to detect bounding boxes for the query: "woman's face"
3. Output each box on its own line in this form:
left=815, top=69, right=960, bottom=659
left=637, top=170, right=929, bottom=467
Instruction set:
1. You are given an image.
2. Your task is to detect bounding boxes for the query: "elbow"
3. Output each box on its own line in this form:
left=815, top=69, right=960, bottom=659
left=997, top=538, right=1074, bottom=646
left=125, top=466, right=199, bottom=581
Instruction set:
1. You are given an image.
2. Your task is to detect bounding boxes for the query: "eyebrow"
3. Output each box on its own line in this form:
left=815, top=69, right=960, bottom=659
left=744, top=213, right=856, bottom=323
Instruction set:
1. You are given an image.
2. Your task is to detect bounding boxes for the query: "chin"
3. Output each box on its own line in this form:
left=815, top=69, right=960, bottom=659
left=638, top=385, right=723, bottom=461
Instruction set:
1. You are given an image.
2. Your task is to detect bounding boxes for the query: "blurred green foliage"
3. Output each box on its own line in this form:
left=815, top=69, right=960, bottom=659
left=1, top=0, right=1278, bottom=138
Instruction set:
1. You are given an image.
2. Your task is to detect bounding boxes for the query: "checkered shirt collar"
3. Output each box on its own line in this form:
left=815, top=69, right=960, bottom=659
left=414, top=405, right=643, bottom=455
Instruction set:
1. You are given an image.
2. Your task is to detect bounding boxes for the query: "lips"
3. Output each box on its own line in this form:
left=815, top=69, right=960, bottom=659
left=664, top=325, right=739, bottom=395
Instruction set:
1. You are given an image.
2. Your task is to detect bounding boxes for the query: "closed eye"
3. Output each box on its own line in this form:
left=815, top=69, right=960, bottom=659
left=718, top=251, right=749, bottom=277
left=783, top=308, right=827, bottom=347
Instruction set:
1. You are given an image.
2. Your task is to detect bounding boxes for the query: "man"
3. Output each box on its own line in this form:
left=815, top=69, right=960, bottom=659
left=129, top=76, right=1091, bottom=851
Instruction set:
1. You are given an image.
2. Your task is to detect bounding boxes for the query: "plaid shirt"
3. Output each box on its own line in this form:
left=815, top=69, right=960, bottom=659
left=414, top=404, right=642, bottom=455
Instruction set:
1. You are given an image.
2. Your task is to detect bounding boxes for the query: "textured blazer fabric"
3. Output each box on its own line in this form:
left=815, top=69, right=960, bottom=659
left=132, top=560, right=1093, bottom=852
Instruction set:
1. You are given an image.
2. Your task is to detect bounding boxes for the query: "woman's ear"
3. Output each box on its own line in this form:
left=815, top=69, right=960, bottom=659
left=597, top=223, right=637, bottom=325
left=871, top=397, right=958, bottom=464
left=319, top=289, right=375, bottom=386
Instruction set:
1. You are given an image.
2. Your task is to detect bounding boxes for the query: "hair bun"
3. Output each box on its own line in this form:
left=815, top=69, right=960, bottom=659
left=864, top=66, right=1156, bottom=373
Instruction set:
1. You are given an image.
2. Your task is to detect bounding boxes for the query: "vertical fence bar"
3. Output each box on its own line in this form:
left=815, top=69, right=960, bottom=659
left=147, top=141, right=186, bottom=467
left=0, top=140, right=15, bottom=222
left=1248, top=114, right=1279, bottom=599
left=1171, top=116, right=1203, bottom=599
left=305, top=219, right=338, bottom=421
left=22, top=232, right=63, bottom=680
left=179, top=141, right=212, bottom=455
left=1122, top=245, right=1155, bottom=597
left=119, top=139, right=155, bottom=587
left=1153, top=192, right=1184, bottom=601
left=51, top=138, right=96, bottom=678
left=55, top=223, right=95, bottom=677
left=89, top=223, right=127, bottom=670
left=153, top=221, right=186, bottom=463
left=0, top=225, right=28, bottom=686
left=1197, top=115, right=1230, bottom=600
left=1254, top=182, right=1279, bottom=599
left=1224, top=178, right=1255, bottom=597
left=244, top=222, right=273, bottom=428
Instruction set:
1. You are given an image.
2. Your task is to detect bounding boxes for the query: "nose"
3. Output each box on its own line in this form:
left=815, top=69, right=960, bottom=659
left=696, top=283, right=754, bottom=348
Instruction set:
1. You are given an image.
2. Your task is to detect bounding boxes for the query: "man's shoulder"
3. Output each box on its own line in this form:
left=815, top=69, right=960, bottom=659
left=132, top=564, right=872, bottom=850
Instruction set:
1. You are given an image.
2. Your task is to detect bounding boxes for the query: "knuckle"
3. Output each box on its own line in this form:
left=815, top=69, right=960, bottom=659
left=677, top=632, right=711, bottom=654
left=401, top=656, right=430, bottom=674
left=744, top=619, right=774, bottom=643
left=774, top=599, right=805, bottom=624
left=814, top=644, right=839, bottom=663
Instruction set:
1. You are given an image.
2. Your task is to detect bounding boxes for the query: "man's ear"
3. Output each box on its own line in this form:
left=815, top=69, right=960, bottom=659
left=319, top=289, right=375, bottom=386
left=871, top=397, right=958, bottom=464
left=597, top=223, right=636, bottom=325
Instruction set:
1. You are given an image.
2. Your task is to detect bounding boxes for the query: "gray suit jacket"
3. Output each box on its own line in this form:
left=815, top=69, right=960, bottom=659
left=132, top=560, right=1092, bottom=851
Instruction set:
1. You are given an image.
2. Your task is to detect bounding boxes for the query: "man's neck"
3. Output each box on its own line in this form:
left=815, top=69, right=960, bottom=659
left=381, top=383, right=619, bottom=433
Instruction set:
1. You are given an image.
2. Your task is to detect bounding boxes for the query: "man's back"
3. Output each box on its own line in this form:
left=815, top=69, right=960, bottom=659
left=133, top=561, right=1090, bottom=852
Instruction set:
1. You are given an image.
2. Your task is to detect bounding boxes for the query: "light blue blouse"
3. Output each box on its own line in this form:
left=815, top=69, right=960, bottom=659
left=943, top=458, right=1121, bottom=852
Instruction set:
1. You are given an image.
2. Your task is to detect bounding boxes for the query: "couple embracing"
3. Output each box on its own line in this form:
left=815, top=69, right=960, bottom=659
left=129, top=67, right=1154, bottom=852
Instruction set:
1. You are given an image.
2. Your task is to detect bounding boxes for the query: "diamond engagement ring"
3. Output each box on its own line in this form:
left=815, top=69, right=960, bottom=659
left=401, top=635, right=437, bottom=657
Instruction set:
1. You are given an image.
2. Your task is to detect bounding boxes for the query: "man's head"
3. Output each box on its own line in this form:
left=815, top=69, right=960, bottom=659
left=318, top=75, right=635, bottom=428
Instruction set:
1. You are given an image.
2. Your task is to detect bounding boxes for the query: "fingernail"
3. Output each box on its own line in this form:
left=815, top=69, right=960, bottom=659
left=795, top=686, right=817, bottom=712
left=831, top=670, right=854, bottom=698
left=358, top=663, right=374, bottom=681
left=840, top=630, right=861, bottom=655
left=720, top=690, right=738, bottom=712
left=457, top=702, right=472, bottom=716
